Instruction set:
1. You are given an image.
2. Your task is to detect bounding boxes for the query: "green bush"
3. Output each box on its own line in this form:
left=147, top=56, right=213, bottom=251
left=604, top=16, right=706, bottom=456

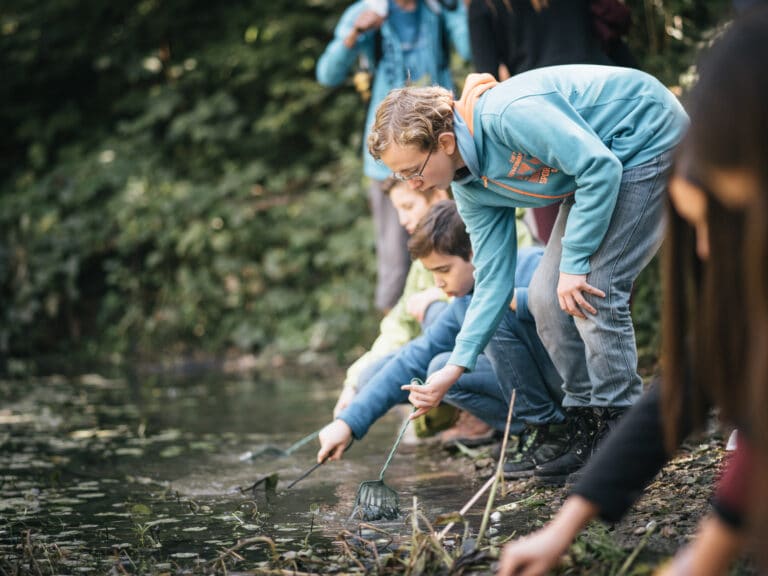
left=0, top=0, right=731, bottom=371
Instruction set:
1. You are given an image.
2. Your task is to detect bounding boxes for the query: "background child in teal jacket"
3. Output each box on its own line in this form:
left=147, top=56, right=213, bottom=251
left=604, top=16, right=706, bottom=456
left=367, top=64, right=688, bottom=482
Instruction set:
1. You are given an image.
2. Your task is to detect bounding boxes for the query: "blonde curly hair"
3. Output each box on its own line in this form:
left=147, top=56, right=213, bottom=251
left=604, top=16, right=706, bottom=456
left=367, top=85, right=455, bottom=159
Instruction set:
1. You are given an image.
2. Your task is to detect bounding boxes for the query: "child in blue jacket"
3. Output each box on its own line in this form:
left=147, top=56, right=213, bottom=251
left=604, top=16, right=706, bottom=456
left=367, top=65, right=689, bottom=482
left=318, top=200, right=565, bottom=465
left=317, top=0, right=470, bottom=312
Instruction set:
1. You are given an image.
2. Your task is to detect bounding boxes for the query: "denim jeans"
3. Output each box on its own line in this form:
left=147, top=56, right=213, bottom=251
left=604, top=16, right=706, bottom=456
left=528, top=151, right=673, bottom=408
left=427, top=351, right=514, bottom=433
left=430, top=310, right=564, bottom=434
left=484, top=310, right=565, bottom=432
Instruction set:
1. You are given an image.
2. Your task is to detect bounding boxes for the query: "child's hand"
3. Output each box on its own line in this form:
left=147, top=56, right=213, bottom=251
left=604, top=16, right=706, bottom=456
left=497, top=524, right=571, bottom=576
left=343, top=10, right=385, bottom=48
left=317, top=420, right=353, bottom=463
left=406, top=287, right=443, bottom=323
left=333, top=387, right=356, bottom=418
left=401, top=364, right=463, bottom=419
left=556, top=272, right=605, bottom=319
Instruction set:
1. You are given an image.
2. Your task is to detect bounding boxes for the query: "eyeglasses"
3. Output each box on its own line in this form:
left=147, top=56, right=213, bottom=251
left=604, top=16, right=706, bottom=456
left=392, top=147, right=433, bottom=182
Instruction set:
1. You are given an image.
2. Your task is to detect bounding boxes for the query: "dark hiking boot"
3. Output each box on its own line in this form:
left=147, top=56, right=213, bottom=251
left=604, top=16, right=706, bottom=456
left=503, top=422, right=570, bottom=480
left=533, top=407, right=601, bottom=486
left=501, top=426, right=538, bottom=479
left=566, top=407, right=627, bottom=484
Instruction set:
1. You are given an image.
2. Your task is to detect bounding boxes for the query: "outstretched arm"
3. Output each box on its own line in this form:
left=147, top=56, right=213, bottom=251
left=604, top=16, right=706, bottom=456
left=498, top=496, right=598, bottom=576
left=499, top=383, right=686, bottom=575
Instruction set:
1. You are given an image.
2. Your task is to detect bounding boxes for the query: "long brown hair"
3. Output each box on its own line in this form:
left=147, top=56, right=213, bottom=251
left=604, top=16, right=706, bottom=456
left=661, top=6, right=768, bottom=565
left=662, top=7, right=768, bottom=447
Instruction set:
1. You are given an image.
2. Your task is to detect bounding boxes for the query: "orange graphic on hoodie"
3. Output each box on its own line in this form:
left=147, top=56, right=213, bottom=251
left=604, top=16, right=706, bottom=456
left=508, top=153, right=558, bottom=184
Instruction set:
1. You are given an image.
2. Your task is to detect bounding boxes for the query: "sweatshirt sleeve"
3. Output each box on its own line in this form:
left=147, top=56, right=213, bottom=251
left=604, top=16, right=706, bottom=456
left=511, top=246, right=542, bottom=323
left=443, top=3, right=472, bottom=62
left=316, top=2, right=369, bottom=87
left=449, top=191, right=518, bottom=370
left=497, top=96, right=623, bottom=274
left=711, top=438, right=751, bottom=530
left=338, top=302, right=463, bottom=438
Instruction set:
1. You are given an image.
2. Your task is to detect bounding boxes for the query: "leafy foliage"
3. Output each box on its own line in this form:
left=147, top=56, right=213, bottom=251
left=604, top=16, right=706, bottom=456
left=0, top=0, right=732, bottom=370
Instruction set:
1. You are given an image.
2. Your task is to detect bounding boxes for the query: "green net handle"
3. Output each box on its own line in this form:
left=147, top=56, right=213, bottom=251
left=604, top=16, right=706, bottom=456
left=378, top=378, right=423, bottom=480
left=284, top=428, right=322, bottom=455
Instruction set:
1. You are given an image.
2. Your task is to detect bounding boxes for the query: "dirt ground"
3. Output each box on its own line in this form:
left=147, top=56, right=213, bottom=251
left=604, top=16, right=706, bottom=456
left=452, top=426, right=758, bottom=575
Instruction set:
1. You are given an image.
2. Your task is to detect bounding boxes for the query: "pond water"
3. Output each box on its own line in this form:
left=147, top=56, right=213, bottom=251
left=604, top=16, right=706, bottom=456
left=0, top=366, right=521, bottom=573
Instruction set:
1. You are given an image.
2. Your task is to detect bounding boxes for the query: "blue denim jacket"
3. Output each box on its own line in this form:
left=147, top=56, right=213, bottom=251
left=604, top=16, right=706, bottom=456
left=338, top=247, right=544, bottom=439
left=316, top=0, right=470, bottom=180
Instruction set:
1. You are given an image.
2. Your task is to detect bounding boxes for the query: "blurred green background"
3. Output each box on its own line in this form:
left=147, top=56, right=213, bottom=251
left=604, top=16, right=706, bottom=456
left=0, top=0, right=731, bottom=374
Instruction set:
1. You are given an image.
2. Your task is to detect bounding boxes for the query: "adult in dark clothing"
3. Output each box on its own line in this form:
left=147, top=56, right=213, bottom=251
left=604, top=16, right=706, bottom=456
left=467, top=0, right=617, bottom=246
left=498, top=9, right=768, bottom=575
left=468, top=0, right=610, bottom=80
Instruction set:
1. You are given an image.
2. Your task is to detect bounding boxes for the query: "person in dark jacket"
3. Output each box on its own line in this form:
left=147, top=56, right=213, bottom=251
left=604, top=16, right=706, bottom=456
left=498, top=8, right=768, bottom=575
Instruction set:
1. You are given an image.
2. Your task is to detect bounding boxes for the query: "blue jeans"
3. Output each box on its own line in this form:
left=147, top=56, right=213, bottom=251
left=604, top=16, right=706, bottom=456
left=431, top=311, right=564, bottom=434
left=528, top=151, right=673, bottom=408
left=427, top=351, right=513, bottom=433
left=484, top=311, right=565, bottom=432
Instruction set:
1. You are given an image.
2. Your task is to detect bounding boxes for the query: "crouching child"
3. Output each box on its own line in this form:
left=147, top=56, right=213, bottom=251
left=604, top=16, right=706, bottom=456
left=318, top=200, right=567, bottom=477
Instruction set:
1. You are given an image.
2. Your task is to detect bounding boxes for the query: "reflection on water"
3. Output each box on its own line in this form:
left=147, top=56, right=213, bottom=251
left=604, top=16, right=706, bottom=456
left=0, top=367, right=495, bottom=571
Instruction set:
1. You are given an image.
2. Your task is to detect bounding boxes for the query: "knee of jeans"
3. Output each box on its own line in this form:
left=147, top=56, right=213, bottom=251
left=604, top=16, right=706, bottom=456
left=427, top=351, right=452, bottom=375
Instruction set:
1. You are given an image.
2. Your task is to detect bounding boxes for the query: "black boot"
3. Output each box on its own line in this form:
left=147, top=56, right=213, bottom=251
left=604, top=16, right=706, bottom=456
left=566, top=407, right=627, bottom=484
left=502, top=422, right=571, bottom=479
left=533, top=407, right=601, bottom=486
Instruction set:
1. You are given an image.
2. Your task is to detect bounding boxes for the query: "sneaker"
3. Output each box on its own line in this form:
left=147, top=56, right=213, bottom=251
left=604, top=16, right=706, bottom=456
left=503, top=422, right=570, bottom=480
left=502, top=426, right=539, bottom=479
left=533, top=407, right=600, bottom=486
left=490, top=433, right=522, bottom=460
left=438, top=410, right=497, bottom=448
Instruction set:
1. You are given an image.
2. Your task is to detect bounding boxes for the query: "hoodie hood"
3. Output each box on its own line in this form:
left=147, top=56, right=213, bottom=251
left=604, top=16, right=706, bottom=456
left=452, top=73, right=498, bottom=181
left=453, top=73, right=498, bottom=135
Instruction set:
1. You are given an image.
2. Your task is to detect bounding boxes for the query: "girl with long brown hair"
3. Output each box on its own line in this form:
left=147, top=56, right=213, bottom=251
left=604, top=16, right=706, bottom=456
left=498, top=6, right=768, bottom=575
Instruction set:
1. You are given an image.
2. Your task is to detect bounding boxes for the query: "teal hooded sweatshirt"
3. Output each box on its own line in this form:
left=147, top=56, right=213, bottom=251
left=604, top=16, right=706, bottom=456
left=449, top=65, right=688, bottom=370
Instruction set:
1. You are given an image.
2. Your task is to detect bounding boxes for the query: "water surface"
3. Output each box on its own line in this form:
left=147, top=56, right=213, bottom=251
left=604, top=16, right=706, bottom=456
left=0, top=366, right=499, bottom=572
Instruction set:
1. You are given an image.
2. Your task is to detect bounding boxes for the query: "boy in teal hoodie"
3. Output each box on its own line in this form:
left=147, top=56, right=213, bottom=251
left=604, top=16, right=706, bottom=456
left=367, top=65, right=688, bottom=483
